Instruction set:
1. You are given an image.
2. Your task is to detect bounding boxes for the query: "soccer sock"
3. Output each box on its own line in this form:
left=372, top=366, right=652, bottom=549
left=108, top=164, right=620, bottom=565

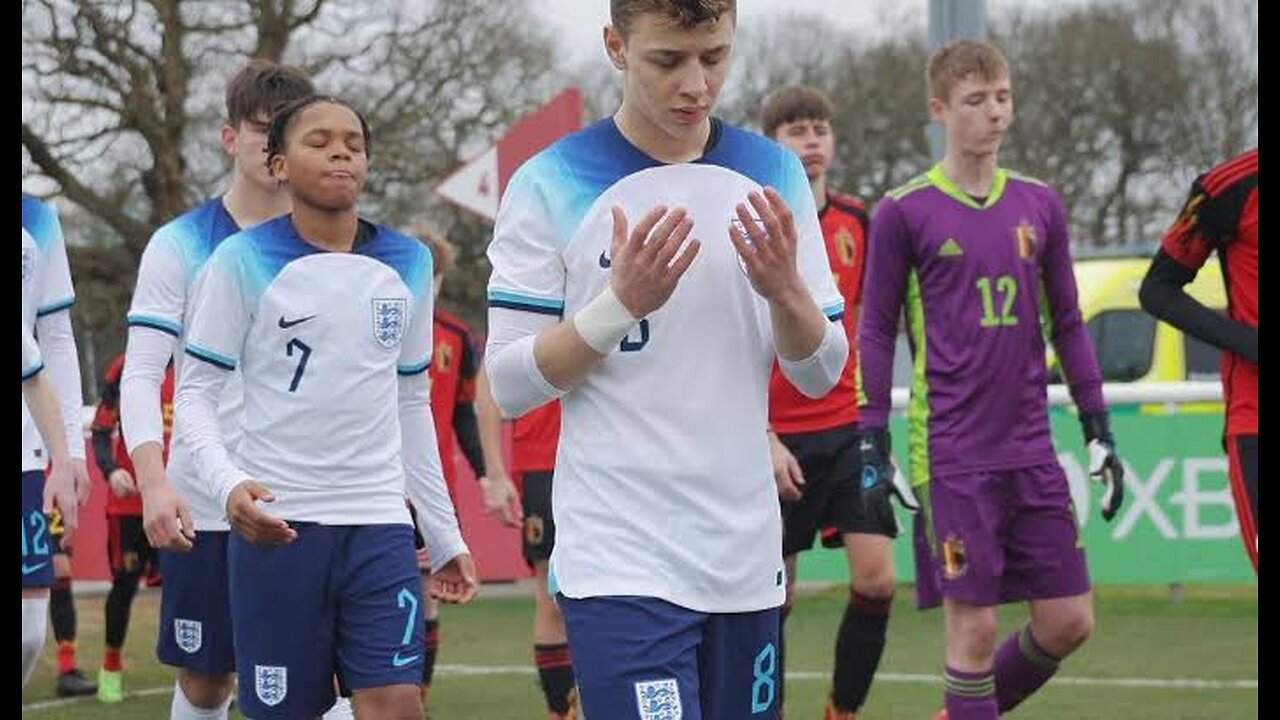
left=944, top=666, right=997, bottom=720
left=534, top=643, right=575, bottom=713
left=57, top=641, right=78, bottom=675
left=170, top=680, right=231, bottom=720
left=104, top=573, right=140, bottom=654
left=22, top=597, right=50, bottom=687
left=423, top=618, right=440, bottom=688
left=50, top=577, right=77, bottom=643
left=831, top=590, right=891, bottom=712
left=103, top=647, right=123, bottom=672
left=994, top=624, right=1061, bottom=713
left=321, top=696, right=354, bottom=720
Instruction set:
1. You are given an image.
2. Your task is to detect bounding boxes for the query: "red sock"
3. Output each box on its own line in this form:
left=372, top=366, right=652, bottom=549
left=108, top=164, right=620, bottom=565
left=103, top=647, right=123, bottom=672
left=57, top=641, right=77, bottom=675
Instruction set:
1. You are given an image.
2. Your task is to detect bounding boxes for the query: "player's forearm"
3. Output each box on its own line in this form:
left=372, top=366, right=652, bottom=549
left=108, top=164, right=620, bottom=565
left=36, top=310, right=86, bottom=458
left=22, top=373, right=72, bottom=465
left=452, top=403, right=487, bottom=478
left=174, top=361, right=242, bottom=515
left=129, top=442, right=168, bottom=493
left=121, top=326, right=177, bottom=453
left=91, top=429, right=118, bottom=478
left=772, top=290, right=848, bottom=398
left=399, top=375, right=469, bottom=570
left=474, top=372, right=509, bottom=478
left=1140, top=250, right=1259, bottom=363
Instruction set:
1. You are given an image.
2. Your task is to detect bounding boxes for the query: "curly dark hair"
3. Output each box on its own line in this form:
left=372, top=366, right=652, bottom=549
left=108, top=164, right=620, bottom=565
left=264, top=95, right=373, bottom=176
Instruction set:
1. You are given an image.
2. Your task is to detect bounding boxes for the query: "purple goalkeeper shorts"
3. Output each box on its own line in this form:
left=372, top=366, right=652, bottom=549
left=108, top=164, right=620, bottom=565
left=913, top=462, right=1091, bottom=609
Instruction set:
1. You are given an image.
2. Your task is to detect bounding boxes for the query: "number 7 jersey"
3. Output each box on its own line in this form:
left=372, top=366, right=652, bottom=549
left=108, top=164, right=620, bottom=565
left=858, top=166, right=1106, bottom=485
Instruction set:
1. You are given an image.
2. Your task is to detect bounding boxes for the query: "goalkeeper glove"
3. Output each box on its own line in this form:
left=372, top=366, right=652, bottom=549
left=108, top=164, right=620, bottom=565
left=1081, top=412, right=1125, bottom=522
left=859, top=428, right=920, bottom=513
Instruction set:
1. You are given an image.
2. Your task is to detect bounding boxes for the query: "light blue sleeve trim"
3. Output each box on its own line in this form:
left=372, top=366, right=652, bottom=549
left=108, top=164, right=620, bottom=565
left=184, top=343, right=237, bottom=371
left=22, top=362, right=44, bottom=381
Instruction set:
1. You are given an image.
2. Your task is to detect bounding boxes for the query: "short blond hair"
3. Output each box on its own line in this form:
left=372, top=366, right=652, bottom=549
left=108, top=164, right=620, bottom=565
left=407, top=225, right=455, bottom=277
left=927, top=39, right=1009, bottom=103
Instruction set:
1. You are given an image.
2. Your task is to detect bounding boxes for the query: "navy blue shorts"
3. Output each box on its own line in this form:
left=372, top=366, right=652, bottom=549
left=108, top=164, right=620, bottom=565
left=156, top=531, right=236, bottom=675
left=21, top=471, right=54, bottom=588
left=559, top=595, right=781, bottom=720
left=230, top=523, right=424, bottom=719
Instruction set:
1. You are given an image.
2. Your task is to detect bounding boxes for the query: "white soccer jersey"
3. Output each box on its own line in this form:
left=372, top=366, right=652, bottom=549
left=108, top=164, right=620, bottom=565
left=122, top=198, right=242, bottom=530
left=486, top=119, right=844, bottom=613
left=22, top=195, right=79, bottom=471
left=22, top=326, right=42, bottom=380
left=175, top=217, right=466, bottom=567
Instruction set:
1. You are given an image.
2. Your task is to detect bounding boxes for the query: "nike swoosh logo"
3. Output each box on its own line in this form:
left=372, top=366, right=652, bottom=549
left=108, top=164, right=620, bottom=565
left=391, top=651, right=421, bottom=668
left=598, top=251, right=611, bottom=269
left=21, top=561, right=48, bottom=575
left=278, top=315, right=317, bottom=329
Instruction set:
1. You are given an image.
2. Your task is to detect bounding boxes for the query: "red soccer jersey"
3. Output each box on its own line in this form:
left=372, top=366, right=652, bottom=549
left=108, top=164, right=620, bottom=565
left=512, top=401, right=561, bottom=475
left=92, top=355, right=175, bottom=516
left=1160, top=148, right=1258, bottom=436
left=429, top=309, right=480, bottom=493
left=768, top=192, right=868, bottom=434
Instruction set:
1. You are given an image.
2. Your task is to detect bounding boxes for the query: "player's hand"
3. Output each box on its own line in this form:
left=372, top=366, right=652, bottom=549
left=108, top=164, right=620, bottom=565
left=608, top=205, right=701, bottom=318
left=108, top=468, right=138, bottom=498
left=479, top=473, right=522, bottom=527
left=1081, top=412, right=1125, bottom=522
left=858, top=429, right=921, bottom=514
left=430, top=553, right=478, bottom=604
left=726, top=188, right=805, bottom=303
left=226, top=480, right=297, bottom=546
left=140, top=473, right=196, bottom=552
left=71, top=458, right=93, bottom=506
left=43, top=459, right=77, bottom=550
left=768, top=431, right=805, bottom=501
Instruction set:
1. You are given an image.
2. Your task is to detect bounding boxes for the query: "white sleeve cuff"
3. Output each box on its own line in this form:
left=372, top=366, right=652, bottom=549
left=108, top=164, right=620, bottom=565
left=779, top=319, right=848, bottom=399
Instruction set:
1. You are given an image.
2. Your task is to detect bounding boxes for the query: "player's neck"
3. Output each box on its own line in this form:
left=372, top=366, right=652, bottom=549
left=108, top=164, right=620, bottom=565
left=291, top=205, right=359, bottom=253
left=939, top=151, right=999, bottom=197
left=614, top=104, right=710, bottom=164
left=222, top=176, right=291, bottom=228
left=810, top=175, right=828, bottom=213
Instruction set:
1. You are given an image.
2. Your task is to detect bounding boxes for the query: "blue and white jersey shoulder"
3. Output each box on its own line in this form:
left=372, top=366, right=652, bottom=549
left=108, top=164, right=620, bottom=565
left=486, top=119, right=840, bottom=613
left=184, top=216, right=434, bottom=524
left=127, top=197, right=240, bottom=338
left=21, top=194, right=76, bottom=327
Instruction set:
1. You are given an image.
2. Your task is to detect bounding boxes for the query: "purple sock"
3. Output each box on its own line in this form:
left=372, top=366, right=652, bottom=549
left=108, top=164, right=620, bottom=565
left=994, top=625, right=1060, bottom=712
left=943, top=665, right=997, bottom=720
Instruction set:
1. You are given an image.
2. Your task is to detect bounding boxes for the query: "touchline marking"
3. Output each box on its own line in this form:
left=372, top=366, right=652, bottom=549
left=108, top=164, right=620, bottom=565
left=22, top=666, right=1257, bottom=710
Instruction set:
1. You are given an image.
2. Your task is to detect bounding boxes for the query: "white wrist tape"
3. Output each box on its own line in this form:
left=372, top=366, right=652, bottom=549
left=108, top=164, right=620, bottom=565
left=573, top=286, right=639, bottom=353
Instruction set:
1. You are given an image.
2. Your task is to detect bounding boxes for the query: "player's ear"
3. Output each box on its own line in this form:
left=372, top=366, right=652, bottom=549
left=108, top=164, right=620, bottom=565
left=220, top=124, right=237, bottom=158
left=604, top=25, right=626, bottom=70
left=269, top=154, right=288, bottom=186
left=927, top=96, right=947, bottom=124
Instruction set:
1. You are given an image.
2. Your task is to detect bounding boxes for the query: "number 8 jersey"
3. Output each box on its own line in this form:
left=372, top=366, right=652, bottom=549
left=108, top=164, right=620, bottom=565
left=486, top=119, right=843, bottom=613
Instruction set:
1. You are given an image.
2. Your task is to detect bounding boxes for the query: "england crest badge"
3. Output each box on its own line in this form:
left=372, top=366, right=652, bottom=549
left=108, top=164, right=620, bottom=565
left=372, top=298, right=408, bottom=349
left=174, top=618, right=203, bottom=653
left=255, top=665, right=288, bottom=707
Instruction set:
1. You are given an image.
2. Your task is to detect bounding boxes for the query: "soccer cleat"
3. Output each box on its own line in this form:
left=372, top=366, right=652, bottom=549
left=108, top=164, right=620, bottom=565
left=96, top=668, right=124, bottom=703
left=55, top=668, right=98, bottom=697
left=931, top=709, right=948, bottom=720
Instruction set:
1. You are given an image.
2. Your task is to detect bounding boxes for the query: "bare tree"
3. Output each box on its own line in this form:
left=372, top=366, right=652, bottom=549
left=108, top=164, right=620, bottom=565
left=22, top=0, right=557, bottom=390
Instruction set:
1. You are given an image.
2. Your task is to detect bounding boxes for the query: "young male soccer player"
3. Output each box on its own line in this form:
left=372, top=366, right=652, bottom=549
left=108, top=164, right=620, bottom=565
left=475, top=384, right=576, bottom=719
left=175, top=96, right=477, bottom=719
left=22, top=194, right=89, bottom=688
left=760, top=85, right=905, bottom=719
left=857, top=40, right=1126, bottom=720
left=120, top=59, right=314, bottom=718
left=410, top=227, right=488, bottom=706
left=1139, top=148, right=1258, bottom=573
left=484, top=2, right=848, bottom=717
left=91, top=354, right=174, bottom=701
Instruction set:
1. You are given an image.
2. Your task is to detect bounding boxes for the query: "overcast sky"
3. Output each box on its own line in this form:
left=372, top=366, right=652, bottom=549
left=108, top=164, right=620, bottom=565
left=545, top=0, right=1100, bottom=67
